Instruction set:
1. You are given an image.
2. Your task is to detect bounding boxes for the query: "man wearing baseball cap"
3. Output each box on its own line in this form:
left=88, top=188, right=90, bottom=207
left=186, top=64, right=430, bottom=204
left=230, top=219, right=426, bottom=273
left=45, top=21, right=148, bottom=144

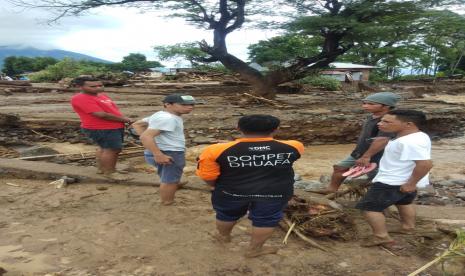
left=311, top=92, right=401, bottom=194
left=132, top=93, right=196, bottom=205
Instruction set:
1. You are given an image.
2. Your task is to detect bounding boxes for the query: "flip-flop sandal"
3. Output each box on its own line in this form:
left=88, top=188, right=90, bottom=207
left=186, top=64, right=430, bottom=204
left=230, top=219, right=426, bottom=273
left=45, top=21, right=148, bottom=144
left=350, top=163, right=378, bottom=178
left=342, top=166, right=363, bottom=177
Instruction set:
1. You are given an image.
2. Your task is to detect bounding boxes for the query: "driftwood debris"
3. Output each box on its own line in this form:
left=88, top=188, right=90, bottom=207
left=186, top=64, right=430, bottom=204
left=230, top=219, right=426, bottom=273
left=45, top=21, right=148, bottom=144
left=325, top=180, right=371, bottom=200
left=19, top=146, right=145, bottom=161
left=281, top=218, right=329, bottom=252
left=242, top=92, right=287, bottom=108
left=0, top=80, right=31, bottom=86
left=284, top=195, right=357, bottom=244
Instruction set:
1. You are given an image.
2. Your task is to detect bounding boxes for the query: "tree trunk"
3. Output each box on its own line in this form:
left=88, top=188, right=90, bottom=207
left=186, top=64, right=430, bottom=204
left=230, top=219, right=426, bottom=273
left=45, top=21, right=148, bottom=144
left=214, top=52, right=285, bottom=99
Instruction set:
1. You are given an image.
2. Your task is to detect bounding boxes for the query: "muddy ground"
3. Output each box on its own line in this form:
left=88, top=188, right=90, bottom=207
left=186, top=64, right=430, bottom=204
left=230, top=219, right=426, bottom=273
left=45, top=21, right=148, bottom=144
left=1, top=79, right=465, bottom=275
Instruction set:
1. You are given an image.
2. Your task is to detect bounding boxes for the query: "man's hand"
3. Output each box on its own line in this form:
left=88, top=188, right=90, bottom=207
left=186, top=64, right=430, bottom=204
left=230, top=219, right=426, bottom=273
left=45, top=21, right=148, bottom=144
left=355, top=156, right=371, bottom=167
left=400, top=183, right=417, bottom=193
left=154, top=153, right=174, bottom=165
left=122, top=117, right=133, bottom=124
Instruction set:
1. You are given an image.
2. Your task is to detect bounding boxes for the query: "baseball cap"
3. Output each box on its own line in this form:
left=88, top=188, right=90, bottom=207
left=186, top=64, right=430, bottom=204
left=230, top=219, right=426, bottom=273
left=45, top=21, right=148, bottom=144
left=363, top=92, right=400, bottom=107
left=162, top=94, right=196, bottom=105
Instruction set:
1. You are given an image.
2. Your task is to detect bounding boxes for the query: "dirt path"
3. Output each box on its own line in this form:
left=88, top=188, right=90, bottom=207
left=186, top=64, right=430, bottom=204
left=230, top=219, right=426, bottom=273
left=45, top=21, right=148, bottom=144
left=2, top=177, right=462, bottom=276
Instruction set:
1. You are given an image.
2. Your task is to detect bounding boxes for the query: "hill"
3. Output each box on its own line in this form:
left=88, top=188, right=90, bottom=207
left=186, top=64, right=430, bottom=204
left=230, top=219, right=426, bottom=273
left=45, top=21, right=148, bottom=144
left=0, top=46, right=112, bottom=69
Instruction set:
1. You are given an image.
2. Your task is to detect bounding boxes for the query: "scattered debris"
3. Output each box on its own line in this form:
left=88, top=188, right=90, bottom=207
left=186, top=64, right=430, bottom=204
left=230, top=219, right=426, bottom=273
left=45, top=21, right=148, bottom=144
left=408, top=229, right=465, bottom=276
left=283, top=195, right=357, bottom=243
left=5, top=182, right=20, bottom=187
left=48, top=176, right=78, bottom=189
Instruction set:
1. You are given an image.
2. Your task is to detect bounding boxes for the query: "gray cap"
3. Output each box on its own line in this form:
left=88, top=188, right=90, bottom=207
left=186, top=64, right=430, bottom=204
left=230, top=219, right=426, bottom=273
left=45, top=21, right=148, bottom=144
left=363, top=92, right=400, bottom=107
left=162, top=94, right=196, bottom=105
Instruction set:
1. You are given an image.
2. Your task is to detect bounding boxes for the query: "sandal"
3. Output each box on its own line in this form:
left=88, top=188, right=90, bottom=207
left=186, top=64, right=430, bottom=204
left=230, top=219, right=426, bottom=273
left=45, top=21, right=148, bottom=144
left=388, top=227, right=415, bottom=235
left=342, top=166, right=363, bottom=177
left=360, top=235, right=395, bottom=247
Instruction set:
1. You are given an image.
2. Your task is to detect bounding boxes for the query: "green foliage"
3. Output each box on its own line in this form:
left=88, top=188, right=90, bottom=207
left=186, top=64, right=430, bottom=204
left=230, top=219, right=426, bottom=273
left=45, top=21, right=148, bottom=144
left=368, top=70, right=389, bottom=84
left=248, top=34, right=322, bottom=65
left=287, top=1, right=465, bottom=78
left=193, top=63, right=232, bottom=74
left=392, top=74, right=433, bottom=81
left=154, top=43, right=207, bottom=67
left=29, top=58, right=109, bottom=82
left=117, top=53, right=162, bottom=72
left=297, top=75, right=341, bottom=91
left=2, top=56, right=58, bottom=76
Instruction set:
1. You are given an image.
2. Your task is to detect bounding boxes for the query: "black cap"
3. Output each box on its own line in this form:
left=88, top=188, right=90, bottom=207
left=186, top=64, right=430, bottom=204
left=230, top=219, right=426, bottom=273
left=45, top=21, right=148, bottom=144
left=162, top=94, right=196, bottom=105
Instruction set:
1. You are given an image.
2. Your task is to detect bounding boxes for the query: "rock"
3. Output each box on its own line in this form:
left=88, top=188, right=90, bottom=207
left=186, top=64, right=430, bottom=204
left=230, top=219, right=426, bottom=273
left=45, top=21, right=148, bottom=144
left=49, top=176, right=77, bottom=189
left=436, top=180, right=457, bottom=187
left=0, top=89, right=12, bottom=96
left=49, top=179, right=67, bottom=189
left=0, top=113, right=20, bottom=127
left=19, top=145, right=59, bottom=157
left=417, top=185, right=435, bottom=197
left=294, top=180, right=324, bottom=190
left=451, top=179, right=465, bottom=186
left=294, top=174, right=302, bottom=181
left=456, top=192, right=465, bottom=200
left=319, top=174, right=331, bottom=184
left=192, top=136, right=215, bottom=144
left=440, top=259, right=465, bottom=276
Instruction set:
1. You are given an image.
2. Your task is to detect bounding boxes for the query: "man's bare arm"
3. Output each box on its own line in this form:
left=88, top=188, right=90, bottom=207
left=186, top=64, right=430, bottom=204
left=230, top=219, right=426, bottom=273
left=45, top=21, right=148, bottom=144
left=400, top=160, right=433, bottom=193
left=139, top=128, right=173, bottom=165
left=130, top=120, right=148, bottom=135
left=356, top=137, right=390, bottom=166
left=92, top=111, right=131, bottom=123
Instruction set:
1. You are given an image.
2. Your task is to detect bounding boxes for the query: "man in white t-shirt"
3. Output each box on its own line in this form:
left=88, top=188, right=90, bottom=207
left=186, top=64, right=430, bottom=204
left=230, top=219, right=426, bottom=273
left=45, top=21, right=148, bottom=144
left=356, top=109, right=433, bottom=247
left=131, top=94, right=195, bottom=205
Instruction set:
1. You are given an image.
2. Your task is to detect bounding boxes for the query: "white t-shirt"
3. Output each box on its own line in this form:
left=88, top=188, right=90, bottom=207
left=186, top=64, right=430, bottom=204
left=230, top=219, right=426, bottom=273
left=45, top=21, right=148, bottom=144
left=372, top=132, right=431, bottom=188
left=143, top=111, right=185, bottom=151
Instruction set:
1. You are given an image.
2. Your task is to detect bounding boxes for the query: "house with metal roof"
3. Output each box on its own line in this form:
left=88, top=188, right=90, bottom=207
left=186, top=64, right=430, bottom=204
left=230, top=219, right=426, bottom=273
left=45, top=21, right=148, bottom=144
left=321, top=62, right=377, bottom=82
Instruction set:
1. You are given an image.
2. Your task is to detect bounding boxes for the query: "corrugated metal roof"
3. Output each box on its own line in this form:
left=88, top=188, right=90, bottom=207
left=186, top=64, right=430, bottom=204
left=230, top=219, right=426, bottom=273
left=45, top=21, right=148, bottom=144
left=329, top=62, right=377, bottom=69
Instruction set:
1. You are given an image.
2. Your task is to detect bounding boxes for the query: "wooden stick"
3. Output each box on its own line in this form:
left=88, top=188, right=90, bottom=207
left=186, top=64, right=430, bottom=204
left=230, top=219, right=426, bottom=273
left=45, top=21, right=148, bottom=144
left=67, top=149, right=144, bottom=161
left=380, top=245, right=398, bottom=256
left=5, top=182, right=20, bottom=187
left=30, top=129, right=59, bottom=140
left=18, top=146, right=145, bottom=161
left=283, top=222, right=296, bottom=244
left=283, top=217, right=329, bottom=252
left=243, top=92, right=285, bottom=107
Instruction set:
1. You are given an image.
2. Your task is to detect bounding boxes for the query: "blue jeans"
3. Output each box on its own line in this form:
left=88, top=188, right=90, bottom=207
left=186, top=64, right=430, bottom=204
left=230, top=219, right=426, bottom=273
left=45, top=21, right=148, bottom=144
left=144, top=151, right=185, bottom=183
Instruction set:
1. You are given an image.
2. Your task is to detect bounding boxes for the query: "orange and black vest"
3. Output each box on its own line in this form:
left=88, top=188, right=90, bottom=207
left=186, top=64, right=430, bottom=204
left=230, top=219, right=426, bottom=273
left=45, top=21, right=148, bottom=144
left=197, top=137, right=304, bottom=201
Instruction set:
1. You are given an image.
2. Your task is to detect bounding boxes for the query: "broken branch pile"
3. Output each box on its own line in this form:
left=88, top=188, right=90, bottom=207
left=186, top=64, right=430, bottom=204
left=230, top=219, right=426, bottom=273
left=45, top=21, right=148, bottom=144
left=284, top=195, right=357, bottom=242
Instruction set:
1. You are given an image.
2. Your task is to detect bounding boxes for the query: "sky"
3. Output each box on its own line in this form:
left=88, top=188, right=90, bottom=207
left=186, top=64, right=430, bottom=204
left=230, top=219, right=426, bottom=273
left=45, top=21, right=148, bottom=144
left=0, top=1, right=279, bottom=65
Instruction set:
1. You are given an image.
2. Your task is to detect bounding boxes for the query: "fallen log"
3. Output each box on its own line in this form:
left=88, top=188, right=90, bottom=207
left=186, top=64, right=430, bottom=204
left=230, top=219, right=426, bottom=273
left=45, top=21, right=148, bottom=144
left=18, top=146, right=144, bottom=161
left=243, top=92, right=287, bottom=108
left=0, top=80, right=31, bottom=86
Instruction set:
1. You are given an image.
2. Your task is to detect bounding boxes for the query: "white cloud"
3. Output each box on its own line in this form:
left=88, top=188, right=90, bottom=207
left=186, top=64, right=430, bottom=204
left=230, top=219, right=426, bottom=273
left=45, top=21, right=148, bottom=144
left=0, top=2, right=278, bottom=63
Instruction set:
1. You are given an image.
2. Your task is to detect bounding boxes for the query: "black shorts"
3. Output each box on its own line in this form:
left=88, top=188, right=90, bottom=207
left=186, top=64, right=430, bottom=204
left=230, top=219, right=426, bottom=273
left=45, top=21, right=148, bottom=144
left=355, top=182, right=417, bottom=212
left=81, top=128, right=124, bottom=149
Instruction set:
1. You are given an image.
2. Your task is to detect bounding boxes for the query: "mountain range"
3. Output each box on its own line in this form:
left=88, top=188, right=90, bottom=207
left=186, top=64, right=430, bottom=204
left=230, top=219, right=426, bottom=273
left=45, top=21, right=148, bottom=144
left=0, top=46, right=111, bottom=69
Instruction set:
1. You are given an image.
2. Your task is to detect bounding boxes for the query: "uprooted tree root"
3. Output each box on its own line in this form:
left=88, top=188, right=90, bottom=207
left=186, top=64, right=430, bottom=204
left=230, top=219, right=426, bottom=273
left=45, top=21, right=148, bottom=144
left=283, top=195, right=358, bottom=242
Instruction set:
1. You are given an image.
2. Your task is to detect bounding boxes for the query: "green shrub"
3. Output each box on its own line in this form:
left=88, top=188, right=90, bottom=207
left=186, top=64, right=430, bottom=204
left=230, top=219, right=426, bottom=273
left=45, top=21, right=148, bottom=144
left=193, top=63, right=232, bottom=74
left=368, top=71, right=389, bottom=84
left=29, top=58, right=110, bottom=82
left=298, top=75, right=341, bottom=91
left=392, top=74, right=432, bottom=81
